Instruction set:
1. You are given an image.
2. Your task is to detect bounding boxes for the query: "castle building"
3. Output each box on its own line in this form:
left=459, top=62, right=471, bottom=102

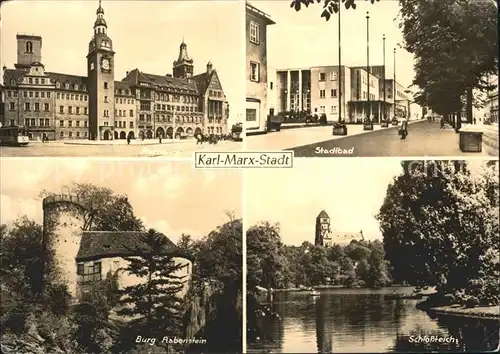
left=315, top=210, right=364, bottom=247
left=42, top=194, right=192, bottom=300
left=2, top=1, right=229, bottom=141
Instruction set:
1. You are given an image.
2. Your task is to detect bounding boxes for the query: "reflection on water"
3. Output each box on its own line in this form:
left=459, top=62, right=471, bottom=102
left=248, top=287, right=499, bottom=353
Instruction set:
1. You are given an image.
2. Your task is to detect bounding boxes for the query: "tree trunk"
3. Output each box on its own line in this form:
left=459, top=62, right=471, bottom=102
left=456, top=111, right=462, bottom=133
left=466, top=87, right=473, bottom=124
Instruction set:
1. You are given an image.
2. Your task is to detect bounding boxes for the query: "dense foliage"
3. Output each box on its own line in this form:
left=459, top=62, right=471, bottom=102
left=377, top=160, right=499, bottom=304
left=246, top=222, right=392, bottom=293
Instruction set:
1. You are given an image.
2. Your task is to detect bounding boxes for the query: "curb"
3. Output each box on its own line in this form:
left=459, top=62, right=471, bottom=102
left=62, top=140, right=195, bottom=146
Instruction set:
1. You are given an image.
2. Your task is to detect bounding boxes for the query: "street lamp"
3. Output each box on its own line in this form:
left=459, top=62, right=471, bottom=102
left=333, top=1, right=347, bottom=135
left=383, top=34, right=386, bottom=122
left=393, top=47, right=397, bottom=120
left=364, top=11, right=373, bottom=130
left=366, top=12, right=370, bottom=122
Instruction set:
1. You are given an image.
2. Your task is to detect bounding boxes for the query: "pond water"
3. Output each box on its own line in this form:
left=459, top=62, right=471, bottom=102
left=248, top=287, right=499, bottom=353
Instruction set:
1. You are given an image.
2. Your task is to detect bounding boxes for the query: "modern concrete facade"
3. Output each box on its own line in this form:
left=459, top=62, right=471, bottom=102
left=245, top=1, right=275, bottom=132
left=272, top=64, right=411, bottom=123
left=2, top=1, right=228, bottom=141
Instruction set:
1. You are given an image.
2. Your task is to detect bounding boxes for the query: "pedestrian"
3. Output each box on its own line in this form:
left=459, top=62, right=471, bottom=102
left=440, top=118, right=445, bottom=129
left=127, top=136, right=130, bottom=145
left=159, top=135, right=162, bottom=144
left=473, top=118, right=477, bottom=125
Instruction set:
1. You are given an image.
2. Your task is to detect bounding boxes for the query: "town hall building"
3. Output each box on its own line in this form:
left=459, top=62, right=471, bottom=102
left=1, top=0, right=229, bottom=141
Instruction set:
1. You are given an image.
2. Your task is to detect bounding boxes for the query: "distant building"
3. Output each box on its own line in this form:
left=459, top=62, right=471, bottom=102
left=246, top=1, right=275, bottom=133
left=315, top=209, right=364, bottom=247
left=275, top=65, right=411, bottom=123
left=2, top=1, right=228, bottom=141
left=484, top=75, right=498, bottom=123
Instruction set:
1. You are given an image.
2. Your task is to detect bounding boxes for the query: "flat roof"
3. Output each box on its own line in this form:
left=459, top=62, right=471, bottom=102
left=246, top=2, right=276, bottom=25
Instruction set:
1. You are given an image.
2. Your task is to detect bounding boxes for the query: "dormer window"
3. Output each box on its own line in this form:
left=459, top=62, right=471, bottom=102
left=25, top=41, right=33, bottom=53
left=82, top=85, right=87, bottom=91
left=55, top=81, right=61, bottom=88
left=10, top=78, right=16, bottom=86
left=74, top=84, right=79, bottom=90
left=65, top=83, right=69, bottom=89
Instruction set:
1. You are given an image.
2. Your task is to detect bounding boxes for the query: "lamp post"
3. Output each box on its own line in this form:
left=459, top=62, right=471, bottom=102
left=383, top=34, right=386, bottom=122
left=393, top=47, right=396, bottom=120
left=333, top=1, right=346, bottom=135
left=366, top=11, right=371, bottom=124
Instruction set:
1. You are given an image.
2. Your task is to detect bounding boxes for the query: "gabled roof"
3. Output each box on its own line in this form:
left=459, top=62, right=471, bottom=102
left=76, top=231, right=189, bottom=262
left=317, top=210, right=329, bottom=219
left=122, top=69, right=199, bottom=94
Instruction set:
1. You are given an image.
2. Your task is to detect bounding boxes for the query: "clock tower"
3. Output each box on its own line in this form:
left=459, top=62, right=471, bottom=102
left=315, top=210, right=332, bottom=247
left=87, top=0, right=115, bottom=140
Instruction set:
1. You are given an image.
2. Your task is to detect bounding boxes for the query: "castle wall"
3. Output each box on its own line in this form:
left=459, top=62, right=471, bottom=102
left=42, top=197, right=86, bottom=297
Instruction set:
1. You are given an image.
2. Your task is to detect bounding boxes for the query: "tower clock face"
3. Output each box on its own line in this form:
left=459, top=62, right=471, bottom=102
left=102, top=59, right=110, bottom=70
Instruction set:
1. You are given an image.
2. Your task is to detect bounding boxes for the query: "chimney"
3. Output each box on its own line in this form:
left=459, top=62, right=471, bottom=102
left=126, top=71, right=129, bottom=76
left=206, top=61, right=213, bottom=74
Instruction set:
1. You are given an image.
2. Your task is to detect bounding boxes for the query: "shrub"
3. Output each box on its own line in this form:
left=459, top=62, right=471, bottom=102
left=4, top=301, right=30, bottom=334
left=465, top=296, right=480, bottom=309
left=443, top=293, right=455, bottom=305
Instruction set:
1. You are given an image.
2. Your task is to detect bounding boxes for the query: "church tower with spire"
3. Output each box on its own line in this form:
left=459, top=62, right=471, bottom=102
left=315, top=210, right=332, bottom=247
left=172, top=40, right=194, bottom=79
left=86, top=0, right=115, bottom=140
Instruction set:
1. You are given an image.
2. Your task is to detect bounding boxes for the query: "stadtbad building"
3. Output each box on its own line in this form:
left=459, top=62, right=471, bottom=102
left=1, top=1, right=229, bottom=141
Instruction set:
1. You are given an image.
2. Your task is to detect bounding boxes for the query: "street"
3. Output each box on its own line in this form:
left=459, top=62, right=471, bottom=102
left=0, top=139, right=242, bottom=158
left=247, top=120, right=493, bottom=157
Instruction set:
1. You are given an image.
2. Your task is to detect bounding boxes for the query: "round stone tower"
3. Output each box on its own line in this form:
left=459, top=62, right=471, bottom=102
left=42, top=194, right=86, bottom=297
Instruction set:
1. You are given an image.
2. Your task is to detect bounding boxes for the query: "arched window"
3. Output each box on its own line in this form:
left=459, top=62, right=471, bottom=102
left=26, top=41, right=33, bottom=53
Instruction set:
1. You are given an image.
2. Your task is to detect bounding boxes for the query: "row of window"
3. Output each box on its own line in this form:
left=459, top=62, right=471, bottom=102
left=61, top=131, right=87, bottom=138
left=8, top=76, right=89, bottom=92
left=208, top=90, right=223, bottom=98
left=115, top=109, right=135, bottom=117
left=116, top=98, right=135, bottom=104
left=319, top=72, right=339, bottom=82
left=319, top=89, right=338, bottom=99
left=115, top=121, right=134, bottom=129
left=152, top=93, right=198, bottom=104
left=317, top=106, right=338, bottom=114
left=24, top=118, right=89, bottom=128
left=154, top=103, right=199, bottom=113
left=361, top=76, right=375, bottom=87
left=15, top=102, right=51, bottom=112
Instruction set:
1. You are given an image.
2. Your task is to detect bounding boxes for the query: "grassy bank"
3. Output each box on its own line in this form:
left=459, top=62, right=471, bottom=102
left=426, top=304, right=500, bottom=320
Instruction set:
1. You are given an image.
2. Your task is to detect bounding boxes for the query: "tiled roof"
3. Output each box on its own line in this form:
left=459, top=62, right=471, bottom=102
left=76, top=231, right=189, bottom=262
left=190, top=71, right=215, bottom=96
left=123, top=69, right=199, bottom=94
left=3, top=68, right=88, bottom=89
left=317, top=210, right=329, bottom=218
left=46, top=72, right=87, bottom=87
left=114, top=81, right=133, bottom=96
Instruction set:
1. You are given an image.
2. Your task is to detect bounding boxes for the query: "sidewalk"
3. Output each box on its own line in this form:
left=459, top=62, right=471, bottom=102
left=27, top=138, right=195, bottom=146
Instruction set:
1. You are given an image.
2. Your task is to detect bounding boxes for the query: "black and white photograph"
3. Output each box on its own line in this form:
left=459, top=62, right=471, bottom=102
left=0, top=160, right=242, bottom=353
left=246, top=159, right=499, bottom=353
left=0, top=0, right=245, bottom=157
left=245, top=0, right=498, bottom=157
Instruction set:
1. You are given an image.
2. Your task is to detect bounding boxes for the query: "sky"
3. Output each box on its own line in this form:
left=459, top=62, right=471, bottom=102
left=0, top=159, right=242, bottom=242
left=245, top=158, right=491, bottom=246
left=254, top=0, right=417, bottom=89
left=0, top=0, right=245, bottom=125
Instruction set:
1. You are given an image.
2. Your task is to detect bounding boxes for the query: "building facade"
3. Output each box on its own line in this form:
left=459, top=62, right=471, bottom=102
left=484, top=75, right=498, bottom=124
left=246, top=1, right=275, bottom=132
left=275, top=65, right=411, bottom=123
left=42, top=194, right=192, bottom=301
left=314, top=210, right=364, bottom=247
left=2, top=2, right=228, bottom=141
